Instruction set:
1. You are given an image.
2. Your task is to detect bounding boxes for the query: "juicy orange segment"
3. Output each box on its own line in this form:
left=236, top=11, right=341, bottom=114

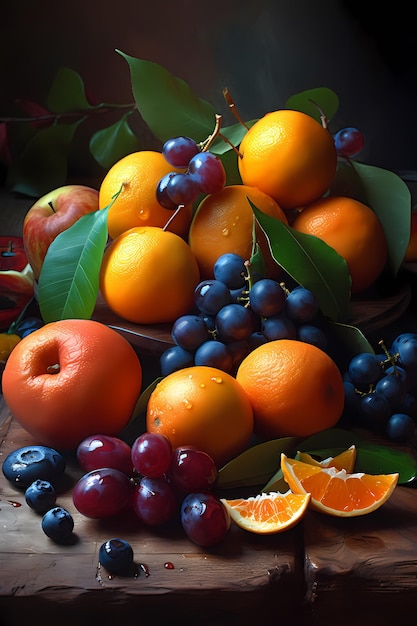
left=221, top=490, right=310, bottom=534
left=297, top=445, right=356, bottom=473
left=281, top=453, right=398, bottom=518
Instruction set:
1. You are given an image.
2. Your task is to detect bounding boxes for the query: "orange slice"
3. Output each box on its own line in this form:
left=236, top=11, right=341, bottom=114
left=297, top=444, right=356, bottom=473
left=221, top=490, right=311, bottom=534
left=281, top=453, right=399, bottom=518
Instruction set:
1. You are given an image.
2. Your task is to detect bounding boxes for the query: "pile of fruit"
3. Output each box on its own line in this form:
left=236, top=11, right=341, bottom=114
left=1, top=59, right=416, bottom=560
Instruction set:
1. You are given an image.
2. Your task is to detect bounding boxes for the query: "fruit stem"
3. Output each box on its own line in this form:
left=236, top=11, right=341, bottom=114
left=46, top=364, right=60, bottom=374
left=200, top=114, right=223, bottom=153
left=307, top=98, right=329, bottom=130
left=48, top=201, right=56, bottom=213
left=223, top=88, right=249, bottom=130
left=163, top=205, right=184, bottom=232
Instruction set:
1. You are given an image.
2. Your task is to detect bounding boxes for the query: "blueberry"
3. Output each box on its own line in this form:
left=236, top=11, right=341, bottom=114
left=99, top=538, right=134, bottom=574
left=41, top=507, right=74, bottom=543
left=25, top=479, right=57, bottom=514
left=2, top=445, right=66, bottom=488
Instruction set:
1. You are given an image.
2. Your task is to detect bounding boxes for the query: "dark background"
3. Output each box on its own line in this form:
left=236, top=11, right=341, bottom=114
left=1, top=0, right=416, bottom=184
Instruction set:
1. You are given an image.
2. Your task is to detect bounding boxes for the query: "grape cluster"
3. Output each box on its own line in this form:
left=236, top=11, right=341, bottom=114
left=156, top=136, right=226, bottom=210
left=342, top=333, right=417, bottom=443
left=160, top=252, right=328, bottom=376
left=73, top=433, right=230, bottom=548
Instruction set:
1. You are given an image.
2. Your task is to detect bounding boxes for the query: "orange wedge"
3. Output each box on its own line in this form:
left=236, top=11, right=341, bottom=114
left=297, top=444, right=356, bottom=473
left=221, top=490, right=311, bottom=534
left=281, top=453, right=398, bottom=518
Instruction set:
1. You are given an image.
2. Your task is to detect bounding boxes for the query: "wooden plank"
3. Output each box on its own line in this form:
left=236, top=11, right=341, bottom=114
left=0, top=414, right=302, bottom=625
left=303, top=486, right=417, bottom=625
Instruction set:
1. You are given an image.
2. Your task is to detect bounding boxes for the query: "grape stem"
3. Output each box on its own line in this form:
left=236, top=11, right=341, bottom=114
left=307, top=98, right=329, bottom=130
left=163, top=205, right=185, bottom=232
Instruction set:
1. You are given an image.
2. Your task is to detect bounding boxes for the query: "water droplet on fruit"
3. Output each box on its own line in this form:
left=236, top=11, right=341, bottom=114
left=221, top=228, right=230, bottom=237
left=139, top=208, right=150, bottom=219
left=183, top=398, right=193, bottom=409
left=211, top=376, right=223, bottom=384
left=164, top=561, right=175, bottom=569
left=199, top=383, right=206, bottom=388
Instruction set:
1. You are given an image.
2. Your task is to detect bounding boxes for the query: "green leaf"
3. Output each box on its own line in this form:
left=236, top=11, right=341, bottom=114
left=7, top=122, right=80, bottom=196
left=38, top=207, right=109, bottom=322
left=251, top=202, right=352, bottom=321
left=217, top=437, right=298, bottom=490
left=120, top=377, right=162, bottom=443
left=285, top=88, right=339, bottom=123
left=47, top=67, right=93, bottom=113
left=350, top=161, right=411, bottom=275
left=90, top=112, right=141, bottom=168
left=325, top=320, right=375, bottom=372
left=117, top=51, right=216, bottom=143
left=297, top=428, right=417, bottom=485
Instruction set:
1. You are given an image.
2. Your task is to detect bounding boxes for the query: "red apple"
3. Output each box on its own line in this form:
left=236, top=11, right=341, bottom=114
left=23, top=185, right=99, bottom=280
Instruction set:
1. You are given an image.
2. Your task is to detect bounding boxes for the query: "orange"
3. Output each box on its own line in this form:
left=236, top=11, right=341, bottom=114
left=188, top=184, right=288, bottom=280
left=146, top=365, right=254, bottom=467
left=236, top=339, right=344, bottom=440
left=2, top=319, right=142, bottom=450
left=99, top=150, right=192, bottom=240
left=281, top=453, right=399, bottom=517
left=221, top=490, right=310, bottom=534
left=404, top=209, right=417, bottom=262
left=99, top=226, right=200, bottom=325
left=298, top=445, right=356, bottom=473
left=292, top=195, right=388, bottom=293
left=238, top=109, right=337, bottom=210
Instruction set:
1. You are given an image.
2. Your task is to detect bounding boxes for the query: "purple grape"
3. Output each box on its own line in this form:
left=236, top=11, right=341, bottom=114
left=386, top=413, right=415, bottom=443
left=156, top=172, right=178, bottom=210
left=160, top=345, right=194, bottom=376
left=194, top=339, right=233, bottom=372
left=166, top=172, right=200, bottom=206
left=285, top=286, right=320, bottom=323
left=334, top=127, right=364, bottom=158
left=213, top=253, right=247, bottom=289
left=348, top=352, right=384, bottom=387
left=180, top=492, right=230, bottom=547
left=162, top=136, right=200, bottom=168
left=132, top=476, right=178, bottom=526
left=194, top=279, right=231, bottom=316
left=171, top=314, right=210, bottom=351
left=297, top=324, right=328, bottom=351
left=76, top=434, right=133, bottom=476
left=131, top=432, right=173, bottom=478
left=188, top=152, right=226, bottom=194
left=169, top=446, right=218, bottom=495
left=249, top=278, right=286, bottom=317
left=261, top=314, right=297, bottom=341
left=72, top=468, right=133, bottom=519
left=215, top=303, right=257, bottom=342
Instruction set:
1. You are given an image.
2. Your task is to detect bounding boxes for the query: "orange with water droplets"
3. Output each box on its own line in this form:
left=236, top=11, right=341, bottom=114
left=188, top=184, right=288, bottom=280
left=99, top=150, right=192, bottom=240
left=146, top=365, right=254, bottom=467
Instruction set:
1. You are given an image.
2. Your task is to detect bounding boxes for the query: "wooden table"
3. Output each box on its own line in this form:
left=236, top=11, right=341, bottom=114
left=2, top=188, right=417, bottom=625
